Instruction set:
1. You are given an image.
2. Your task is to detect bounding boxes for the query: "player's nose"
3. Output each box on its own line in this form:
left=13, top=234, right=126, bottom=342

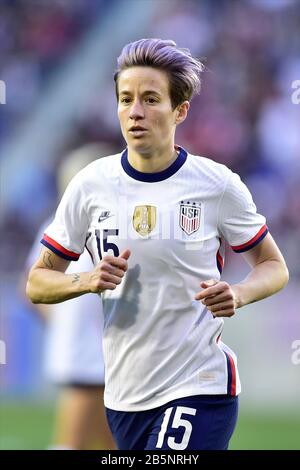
left=129, top=99, right=144, bottom=120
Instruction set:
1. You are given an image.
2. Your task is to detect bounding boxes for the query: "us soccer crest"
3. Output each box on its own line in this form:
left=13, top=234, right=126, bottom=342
left=179, top=201, right=201, bottom=235
left=133, top=205, right=156, bottom=236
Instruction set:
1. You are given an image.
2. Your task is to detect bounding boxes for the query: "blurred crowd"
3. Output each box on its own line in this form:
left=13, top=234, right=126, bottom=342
left=0, top=0, right=299, bottom=279
left=0, top=0, right=108, bottom=140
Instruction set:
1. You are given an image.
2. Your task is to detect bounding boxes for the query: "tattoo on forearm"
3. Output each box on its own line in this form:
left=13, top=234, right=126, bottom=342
left=43, top=251, right=53, bottom=269
left=72, top=274, right=80, bottom=284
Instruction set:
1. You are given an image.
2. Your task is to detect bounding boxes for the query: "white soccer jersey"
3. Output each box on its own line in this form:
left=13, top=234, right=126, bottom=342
left=42, top=147, right=268, bottom=411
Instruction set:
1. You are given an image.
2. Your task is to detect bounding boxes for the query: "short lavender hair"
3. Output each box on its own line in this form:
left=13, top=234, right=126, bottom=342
left=114, top=38, right=204, bottom=109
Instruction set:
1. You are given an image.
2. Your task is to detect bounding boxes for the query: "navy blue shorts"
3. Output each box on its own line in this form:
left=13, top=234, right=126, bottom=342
left=106, top=394, right=239, bottom=450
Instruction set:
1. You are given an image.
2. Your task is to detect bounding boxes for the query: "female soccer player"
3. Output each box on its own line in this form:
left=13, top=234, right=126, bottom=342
left=27, top=39, right=289, bottom=450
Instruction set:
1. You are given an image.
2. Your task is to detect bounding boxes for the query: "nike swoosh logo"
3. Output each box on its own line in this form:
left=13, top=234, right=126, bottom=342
left=98, top=214, right=113, bottom=223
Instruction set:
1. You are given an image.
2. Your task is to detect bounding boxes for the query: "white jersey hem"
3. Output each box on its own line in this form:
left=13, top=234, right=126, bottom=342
left=104, top=385, right=241, bottom=412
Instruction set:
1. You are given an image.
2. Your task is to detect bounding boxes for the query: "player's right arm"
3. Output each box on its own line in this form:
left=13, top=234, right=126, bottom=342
left=26, top=247, right=131, bottom=304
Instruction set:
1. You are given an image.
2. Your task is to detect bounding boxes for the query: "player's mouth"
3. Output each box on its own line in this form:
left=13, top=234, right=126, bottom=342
left=129, top=126, right=148, bottom=137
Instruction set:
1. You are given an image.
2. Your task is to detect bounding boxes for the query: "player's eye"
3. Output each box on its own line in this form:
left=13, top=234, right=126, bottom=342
left=146, top=97, right=157, bottom=104
left=120, top=97, right=131, bottom=104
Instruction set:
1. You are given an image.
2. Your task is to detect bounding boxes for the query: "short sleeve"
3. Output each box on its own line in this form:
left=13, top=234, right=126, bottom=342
left=41, top=173, right=88, bottom=261
left=218, top=171, right=268, bottom=253
left=26, top=216, right=53, bottom=269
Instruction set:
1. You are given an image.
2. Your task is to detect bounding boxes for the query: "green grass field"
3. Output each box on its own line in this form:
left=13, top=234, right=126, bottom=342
left=0, top=401, right=299, bottom=450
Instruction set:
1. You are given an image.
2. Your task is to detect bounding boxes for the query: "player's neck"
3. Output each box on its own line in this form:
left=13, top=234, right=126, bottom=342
left=127, top=145, right=179, bottom=174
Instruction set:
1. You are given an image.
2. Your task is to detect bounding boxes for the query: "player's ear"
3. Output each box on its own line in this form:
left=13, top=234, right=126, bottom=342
left=175, top=101, right=190, bottom=125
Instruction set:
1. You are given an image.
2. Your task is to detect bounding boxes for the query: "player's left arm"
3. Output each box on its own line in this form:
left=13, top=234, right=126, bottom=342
left=195, top=232, right=289, bottom=318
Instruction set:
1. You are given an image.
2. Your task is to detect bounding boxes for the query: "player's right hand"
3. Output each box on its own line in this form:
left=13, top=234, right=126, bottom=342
left=88, top=249, right=131, bottom=293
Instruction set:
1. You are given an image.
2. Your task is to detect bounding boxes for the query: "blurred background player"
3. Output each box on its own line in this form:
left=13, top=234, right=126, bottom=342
left=25, top=143, right=116, bottom=450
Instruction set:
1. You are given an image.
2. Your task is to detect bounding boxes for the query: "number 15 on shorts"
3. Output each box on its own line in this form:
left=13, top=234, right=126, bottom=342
left=156, top=406, right=196, bottom=450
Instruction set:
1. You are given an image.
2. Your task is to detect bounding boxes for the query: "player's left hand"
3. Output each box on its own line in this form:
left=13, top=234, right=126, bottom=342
left=194, top=279, right=238, bottom=318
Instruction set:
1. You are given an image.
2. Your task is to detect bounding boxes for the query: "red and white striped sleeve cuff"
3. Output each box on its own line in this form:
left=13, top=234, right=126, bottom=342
left=231, top=224, right=268, bottom=253
left=41, top=234, right=80, bottom=261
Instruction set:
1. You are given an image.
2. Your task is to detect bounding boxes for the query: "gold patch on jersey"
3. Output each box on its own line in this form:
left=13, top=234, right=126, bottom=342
left=133, top=205, right=156, bottom=236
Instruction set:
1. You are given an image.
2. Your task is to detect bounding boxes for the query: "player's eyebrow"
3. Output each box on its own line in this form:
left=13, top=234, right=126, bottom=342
left=119, top=90, right=162, bottom=97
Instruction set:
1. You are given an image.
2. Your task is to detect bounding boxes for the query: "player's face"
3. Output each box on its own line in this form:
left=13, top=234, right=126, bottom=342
left=117, top=66, right=180, bottom=155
